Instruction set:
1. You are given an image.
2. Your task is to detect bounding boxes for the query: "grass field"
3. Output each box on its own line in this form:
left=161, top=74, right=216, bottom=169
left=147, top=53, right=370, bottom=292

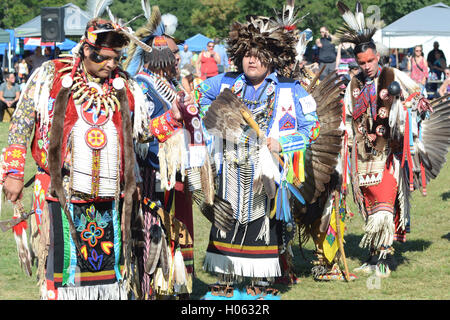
left=0, top=120, right=448, bottom=300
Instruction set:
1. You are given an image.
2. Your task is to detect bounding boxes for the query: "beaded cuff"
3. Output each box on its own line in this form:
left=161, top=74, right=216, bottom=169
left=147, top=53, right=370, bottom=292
left=1, top=144, right=27, bottom=182
left=150, top=110, right=183, bottom=143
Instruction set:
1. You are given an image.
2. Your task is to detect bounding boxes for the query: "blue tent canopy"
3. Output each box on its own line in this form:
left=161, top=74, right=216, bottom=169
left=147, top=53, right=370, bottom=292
left=0, top=30, right=16, bottom=54
left=23, top=38, right=78, bottom=52
left=183, top=33, right=212, bottom=52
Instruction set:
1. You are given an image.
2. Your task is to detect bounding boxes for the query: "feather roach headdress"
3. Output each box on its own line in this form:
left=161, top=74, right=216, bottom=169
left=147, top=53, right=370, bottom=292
left=227, top=0, right=307, bottom=78
left=123, top=0, right=179, bottom=76
left=335, top=1, right=379, bottom=53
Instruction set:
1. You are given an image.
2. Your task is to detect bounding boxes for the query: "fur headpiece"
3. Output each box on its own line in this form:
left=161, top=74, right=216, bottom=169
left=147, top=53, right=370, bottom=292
left=227, top=0, right=306, bottom=78
left=123, top=0, right=178, bottom=76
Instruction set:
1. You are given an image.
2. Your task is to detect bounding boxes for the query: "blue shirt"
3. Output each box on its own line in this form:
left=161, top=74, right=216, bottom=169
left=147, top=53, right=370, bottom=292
left=196, top=71, right=319, bottom=153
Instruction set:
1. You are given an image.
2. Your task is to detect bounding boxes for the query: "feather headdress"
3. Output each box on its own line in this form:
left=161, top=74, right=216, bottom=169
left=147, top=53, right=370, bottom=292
left=123, top=0, right=178, bottom=76
left=227, top=0, right=306, bottom=78
left=335, top=1, right=378, bottom=50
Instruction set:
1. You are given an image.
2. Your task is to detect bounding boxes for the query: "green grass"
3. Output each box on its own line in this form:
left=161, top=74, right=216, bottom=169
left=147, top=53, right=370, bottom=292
left=0, top=120, right=449, bottom=300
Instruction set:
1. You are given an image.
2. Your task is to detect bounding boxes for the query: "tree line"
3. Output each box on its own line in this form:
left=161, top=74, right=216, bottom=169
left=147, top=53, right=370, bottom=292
left=0, top=0, right=443, bottom=42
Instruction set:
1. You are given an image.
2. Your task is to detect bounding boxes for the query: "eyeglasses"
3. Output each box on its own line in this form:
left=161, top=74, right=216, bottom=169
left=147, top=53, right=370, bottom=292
left=89, top=51, right=122, bottom=64
left=415, top=49, right=422, bottom=52
left=208, top=45, right=214, bottom=48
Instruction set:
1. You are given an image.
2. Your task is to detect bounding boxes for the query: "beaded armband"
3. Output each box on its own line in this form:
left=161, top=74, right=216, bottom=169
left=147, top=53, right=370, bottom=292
left=150, top=110, right=183, bottom=143
left=1, top=144, right=27, bottom=182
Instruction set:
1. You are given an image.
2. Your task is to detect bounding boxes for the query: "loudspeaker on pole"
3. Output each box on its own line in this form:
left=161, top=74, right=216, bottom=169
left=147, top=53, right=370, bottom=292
left=41, top=7, right=65, bottom=43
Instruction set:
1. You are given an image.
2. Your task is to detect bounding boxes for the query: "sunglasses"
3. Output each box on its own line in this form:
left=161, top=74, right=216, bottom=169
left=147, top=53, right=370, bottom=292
left=89, top=51, right=122, bottom=64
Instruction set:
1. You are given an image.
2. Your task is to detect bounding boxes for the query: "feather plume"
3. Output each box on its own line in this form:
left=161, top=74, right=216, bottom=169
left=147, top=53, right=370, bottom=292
left=355, top=1, right=365, bottom=30
left=335, top=1, right=377, bottom=46
left=141, top=0, right=152, bottom=19
left=87, top=0, right=113, bottom=19
left=161, top=13, right=178, bottom=36
left=337, top=1, right=360, bottom=31
left=297, top=72, right=344, bottom=205
left=413, top=96, right=450, bottom=188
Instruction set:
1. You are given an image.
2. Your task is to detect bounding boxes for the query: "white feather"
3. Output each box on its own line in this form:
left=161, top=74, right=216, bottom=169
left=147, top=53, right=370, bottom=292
left=355, top=11, right=365, bottom=31
left=141, top=0, right=152, bottom=19
left=173, top=249, right=187, bottom=285
left=253, top=145, right=280, bottom=199
left=389, top=98, right=399, bottom=133
left=161, top=13, right=178, bottom=36
left=105, top=6, right=116, bottom=23
left=87, top=0, right=113, bottom=19
left=295, top=32, right=307, bottom=62
left=342, top=11, right=360, bottom=31
left=354, top=1, right=365, bottom=31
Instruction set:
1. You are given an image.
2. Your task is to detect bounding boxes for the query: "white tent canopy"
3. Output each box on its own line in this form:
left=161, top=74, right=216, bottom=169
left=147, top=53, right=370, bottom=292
left=14, top=3, right=91, bottom=38
left=373, top=2, right=450, bottom=60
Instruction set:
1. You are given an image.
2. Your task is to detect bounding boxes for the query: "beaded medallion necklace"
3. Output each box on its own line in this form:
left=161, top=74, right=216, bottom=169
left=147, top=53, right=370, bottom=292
left=70, top=63, right=123, bottom=119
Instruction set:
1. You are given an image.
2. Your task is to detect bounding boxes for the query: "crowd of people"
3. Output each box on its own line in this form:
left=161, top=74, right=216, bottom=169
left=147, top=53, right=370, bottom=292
left=0, top=46, right=60, bottom=120
left=2, top=28, right=447, bottom=125
left=307, top=32, right=449, bottom=99
left=0, top=0, right=449, bottom=302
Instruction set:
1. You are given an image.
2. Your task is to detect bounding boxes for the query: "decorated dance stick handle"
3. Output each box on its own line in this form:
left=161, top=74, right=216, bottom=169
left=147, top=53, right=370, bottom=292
left=0, top=201, right=34, bottom=232
left=239, top=107, right=285, bottom=167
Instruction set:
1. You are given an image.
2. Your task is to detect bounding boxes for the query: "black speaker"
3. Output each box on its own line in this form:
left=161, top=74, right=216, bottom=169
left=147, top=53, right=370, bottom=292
left=41, top=7, right=65, bottom=42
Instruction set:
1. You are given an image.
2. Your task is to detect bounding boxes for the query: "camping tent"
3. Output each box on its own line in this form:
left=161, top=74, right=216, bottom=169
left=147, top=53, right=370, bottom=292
left=14, top=2, right=90, bottom=38
left=373, top=2, right=450, bottom=60
left=183, top=33, right=212, bottom=52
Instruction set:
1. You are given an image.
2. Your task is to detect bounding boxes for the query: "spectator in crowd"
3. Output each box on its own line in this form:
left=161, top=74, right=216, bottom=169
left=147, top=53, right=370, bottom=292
left=44, top=47, right=53, bottom=60
left=407, top=45, right=428, bottom=95
left=179, top=43, right=193, bottom=69
left=26, top=46, right=48, bottom=75
left=196, top=41, right=220, bottom=80
left=399, top=50, right=412, bottom=72
left=180, top=64, right=195, bottom=94
left=438, top=67, right=450, bottom=97
left=0, top=72, right=21, bottom=121
left=348, top=60, right=360, bottom=79
left=335, top=41, right=355, bottom=80
left=427, top=41, right=446, bottom=68
left=315, top=26, right=337, bottom=80
left=17, top=59, right=29, bottom=82
left=389, top=49, right=398, bottom=68
left=430, top=51, right=446, bottom=80
left=213, top=38, right=229, bottom=73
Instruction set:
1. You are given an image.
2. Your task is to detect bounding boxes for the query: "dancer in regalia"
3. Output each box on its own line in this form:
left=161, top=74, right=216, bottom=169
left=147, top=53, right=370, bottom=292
left=336, top=1, right=450, bottom=277
left=0, top=2, right=174, bottom=299
left=123, top=2, right=197, bottom=299
left=195, top=1, right=323, bottom=299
